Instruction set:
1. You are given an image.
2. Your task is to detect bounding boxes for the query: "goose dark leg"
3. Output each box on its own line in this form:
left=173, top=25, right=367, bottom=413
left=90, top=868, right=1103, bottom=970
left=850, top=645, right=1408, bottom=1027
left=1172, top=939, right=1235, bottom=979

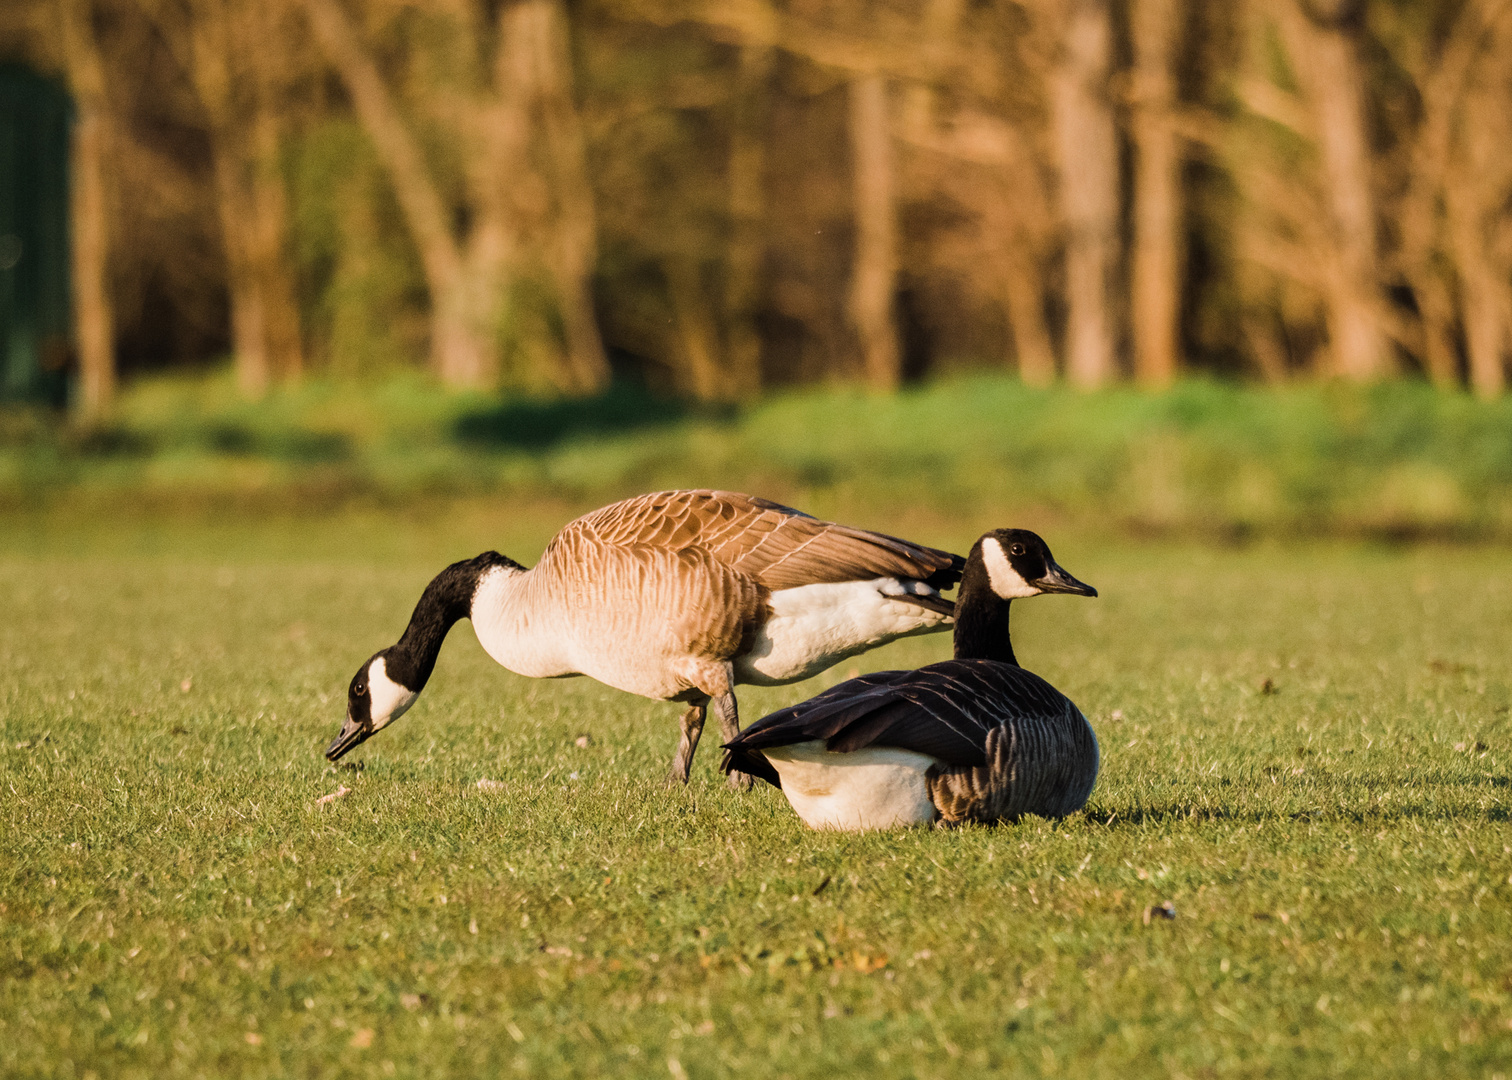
left=712, top=689, right=753, bottom=791
left=667, top=702, right=707, bottom=785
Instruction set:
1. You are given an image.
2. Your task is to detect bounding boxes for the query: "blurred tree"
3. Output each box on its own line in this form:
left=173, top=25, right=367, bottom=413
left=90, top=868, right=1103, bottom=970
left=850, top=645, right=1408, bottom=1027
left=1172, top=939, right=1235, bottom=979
left=55, top=0, right=117, bottom=418
left=1276, top=0, right=1389, bottom=381
left=303, top=0, right=607, bottom=391
left=135, top=0, right=306, bottom=397
left=1049, top=0, right=1119, bottom=388
left=1448, top=33, right=1512, bottom=398
left=723, top=41, right=772, bottom=398
left=847, top=71, right=901, bottom=390
left=1390, top=0, right=1512, bottom=397
left=1129, top=0, right=1182, bottom=387
left=5, top=0, right=1512, bottom=400
left=894, top=0, right=1058, bottom=385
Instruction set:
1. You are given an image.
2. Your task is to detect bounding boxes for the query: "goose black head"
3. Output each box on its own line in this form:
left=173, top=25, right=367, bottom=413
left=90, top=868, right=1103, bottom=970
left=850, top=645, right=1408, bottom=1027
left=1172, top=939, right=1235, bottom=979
left=325, top=651, right=420, bottom=762
left=975, top=529, right=1097, bottom=600
left=321, top=551, right=520, bottom=763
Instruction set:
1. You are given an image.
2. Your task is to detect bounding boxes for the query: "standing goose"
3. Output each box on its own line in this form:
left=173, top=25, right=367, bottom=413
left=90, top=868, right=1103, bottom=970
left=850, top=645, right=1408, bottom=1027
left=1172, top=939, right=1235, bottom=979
left=721, top=529, right=1098, bottom=829
left=324, top=489, right=964, bottom=786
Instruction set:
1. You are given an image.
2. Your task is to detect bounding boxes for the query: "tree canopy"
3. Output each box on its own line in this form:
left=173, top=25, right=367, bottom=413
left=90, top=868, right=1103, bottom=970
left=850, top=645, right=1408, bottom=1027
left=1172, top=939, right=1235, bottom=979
left=5, top=0, right=1512, bottom=409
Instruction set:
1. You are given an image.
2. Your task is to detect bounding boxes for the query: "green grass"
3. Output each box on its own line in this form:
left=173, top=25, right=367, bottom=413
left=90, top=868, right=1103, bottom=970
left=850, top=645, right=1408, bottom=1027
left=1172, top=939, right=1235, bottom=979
left=8, top=369, right=1512, bottom=540
left=3, top=516, right=1511, bottom=1078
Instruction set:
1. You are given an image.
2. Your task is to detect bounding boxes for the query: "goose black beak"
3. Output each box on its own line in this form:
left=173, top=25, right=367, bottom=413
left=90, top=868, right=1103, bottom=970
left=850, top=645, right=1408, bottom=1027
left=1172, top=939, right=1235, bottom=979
left=1039, top=561, right=1097, bottom=597
left=325, top=714, right=371, bottom=761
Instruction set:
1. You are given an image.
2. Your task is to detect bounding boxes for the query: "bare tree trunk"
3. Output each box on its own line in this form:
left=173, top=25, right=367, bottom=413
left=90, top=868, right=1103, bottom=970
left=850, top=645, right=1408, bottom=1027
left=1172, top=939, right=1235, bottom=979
left=665, top=258, right=723, bottom=401
left=1051, top=0, right=1119, bottom=389
left=247, top=28, right=304, bottom=384
left=1280, top=1, right=1388, bottom=380
left=984, top=165, right=1057, bottom=385
left=174, top=0, right=273, bottom=395
left=1454, top=242, right=1510, bottom=399
left=209, top=144, right=271, bottom=396
left=1130, top=0, right=1181, bottom=387
left=1001, top=244, right=1057, bottom=387
left=1243, top=310, right=1290, bottom=384
left=1447, top=95, right=1511, bottom=398
left=910, top=0, right=1057, bottom=386
left=1416, top=282, right=1461, bottom=388
left=219, top=122, right=305, bottom=394
left=848, top=73, right=901, bottom=391
left=1399, top=2, right=1478, bottom=389
left=58, top=0, right=116, bottom=420
left=131, top=0, right=303, bottom=395
left=725, top=43, right=772, bottom=399
left=527, top=0, right=609, bottom=393
left=303, top=0, right=495, bottom=387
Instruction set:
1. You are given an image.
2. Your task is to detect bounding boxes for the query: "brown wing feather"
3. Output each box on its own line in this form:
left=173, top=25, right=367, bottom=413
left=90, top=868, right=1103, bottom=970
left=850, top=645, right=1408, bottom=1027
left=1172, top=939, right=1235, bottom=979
left=555, top=490, right=962, bottom=591
left=530, top=523, right=769, bottom=696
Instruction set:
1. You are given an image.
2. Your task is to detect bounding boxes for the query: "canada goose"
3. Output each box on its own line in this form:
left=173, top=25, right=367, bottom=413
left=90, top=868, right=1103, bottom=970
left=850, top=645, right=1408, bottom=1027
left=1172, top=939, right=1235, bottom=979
left=324, top=490, right=964, bottom=786
left=721, top=529, right=1098, bottom=829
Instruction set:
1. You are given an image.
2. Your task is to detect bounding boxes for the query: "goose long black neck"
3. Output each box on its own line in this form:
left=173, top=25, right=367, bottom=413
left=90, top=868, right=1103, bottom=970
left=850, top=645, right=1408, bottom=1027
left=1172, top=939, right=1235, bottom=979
left=951, top=556, right=1018, bottom=665
left=385, top=551, right=521, bottom=691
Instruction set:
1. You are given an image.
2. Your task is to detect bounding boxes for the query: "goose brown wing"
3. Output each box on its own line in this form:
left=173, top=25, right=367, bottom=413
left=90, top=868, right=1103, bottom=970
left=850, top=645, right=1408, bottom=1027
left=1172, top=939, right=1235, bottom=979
left=725, top=661, right=1073, bottom=769
left=562, top=490, right=964, bottom=591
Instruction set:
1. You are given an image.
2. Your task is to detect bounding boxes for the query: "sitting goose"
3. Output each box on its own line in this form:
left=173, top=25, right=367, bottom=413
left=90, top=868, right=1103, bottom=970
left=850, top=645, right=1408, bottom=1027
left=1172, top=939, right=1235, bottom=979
left=721, top=529, right=1098, bottom=829
left=324, top=489, right=964, bottom=786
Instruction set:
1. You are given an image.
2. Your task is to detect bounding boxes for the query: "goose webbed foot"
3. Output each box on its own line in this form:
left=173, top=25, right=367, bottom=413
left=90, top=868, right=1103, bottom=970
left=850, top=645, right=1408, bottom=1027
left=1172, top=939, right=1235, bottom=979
left=667, top=702, right=707, bottom=786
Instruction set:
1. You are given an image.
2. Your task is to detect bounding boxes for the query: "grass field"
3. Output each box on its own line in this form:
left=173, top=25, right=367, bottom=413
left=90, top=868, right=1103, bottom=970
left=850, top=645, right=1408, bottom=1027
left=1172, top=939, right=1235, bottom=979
left=3, top=509, right=1511, bottom=1079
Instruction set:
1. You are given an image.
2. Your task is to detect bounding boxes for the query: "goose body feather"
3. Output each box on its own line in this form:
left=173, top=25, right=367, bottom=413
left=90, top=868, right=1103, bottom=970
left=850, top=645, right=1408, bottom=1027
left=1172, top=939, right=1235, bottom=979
left=726, top=660, right=1099, bottom=829
left=720, top=529, right=1100, bottom=829
left=467, top=491, right=957, bottom=700
left=328, top=489, right=964, bottom=779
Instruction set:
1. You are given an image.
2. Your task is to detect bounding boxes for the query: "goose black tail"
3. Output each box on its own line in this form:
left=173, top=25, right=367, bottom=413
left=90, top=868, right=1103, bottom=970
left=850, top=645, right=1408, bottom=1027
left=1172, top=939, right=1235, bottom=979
left=720, top=743, right=783, bottom=789
left=923, top=552, right=968, bottom=592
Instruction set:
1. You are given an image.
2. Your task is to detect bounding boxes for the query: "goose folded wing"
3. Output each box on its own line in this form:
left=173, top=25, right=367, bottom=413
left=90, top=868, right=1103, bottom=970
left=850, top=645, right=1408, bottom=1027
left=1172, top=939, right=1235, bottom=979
left=571, top=489, right=965, bottom=591
left=725, top=660, right=1077, bottom=781
left=819, top=662, right=1080, bottom=767
left=725, top=665, right=997, bottom=770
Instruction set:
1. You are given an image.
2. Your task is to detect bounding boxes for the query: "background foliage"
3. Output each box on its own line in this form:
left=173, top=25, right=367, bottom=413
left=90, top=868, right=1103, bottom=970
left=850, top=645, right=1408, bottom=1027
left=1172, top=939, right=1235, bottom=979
left=4, top=0, right=1512, bottom=409
left=6, top=372, right=1512, bottom=543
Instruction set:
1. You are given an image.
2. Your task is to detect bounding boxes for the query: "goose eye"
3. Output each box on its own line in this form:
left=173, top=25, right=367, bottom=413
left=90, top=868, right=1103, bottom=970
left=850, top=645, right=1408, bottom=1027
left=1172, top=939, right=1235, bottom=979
left=1010, top=543, right=1026, bottom=556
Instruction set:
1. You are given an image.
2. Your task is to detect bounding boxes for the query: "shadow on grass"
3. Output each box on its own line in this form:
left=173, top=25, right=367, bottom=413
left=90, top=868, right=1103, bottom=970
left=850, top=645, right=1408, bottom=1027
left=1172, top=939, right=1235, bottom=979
left=454, top=378, right=731, bottom=451
left=58, top=421, right=352, bottom=462
left=202, top=423, right=352, bottom=462
left=1080, top=797, right=1512, bottom=829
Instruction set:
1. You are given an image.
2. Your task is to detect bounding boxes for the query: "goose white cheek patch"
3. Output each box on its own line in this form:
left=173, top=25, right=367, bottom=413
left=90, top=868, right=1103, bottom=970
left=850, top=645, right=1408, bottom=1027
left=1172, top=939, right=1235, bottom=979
left=368, top=657, right=418, bottom=731
left=981, top=537, right=1040, bottom=599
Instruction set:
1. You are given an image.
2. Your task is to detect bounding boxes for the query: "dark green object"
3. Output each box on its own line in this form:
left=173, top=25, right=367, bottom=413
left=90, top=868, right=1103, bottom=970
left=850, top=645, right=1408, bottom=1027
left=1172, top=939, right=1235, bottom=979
left=0, top=64, right=71, bottom=406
